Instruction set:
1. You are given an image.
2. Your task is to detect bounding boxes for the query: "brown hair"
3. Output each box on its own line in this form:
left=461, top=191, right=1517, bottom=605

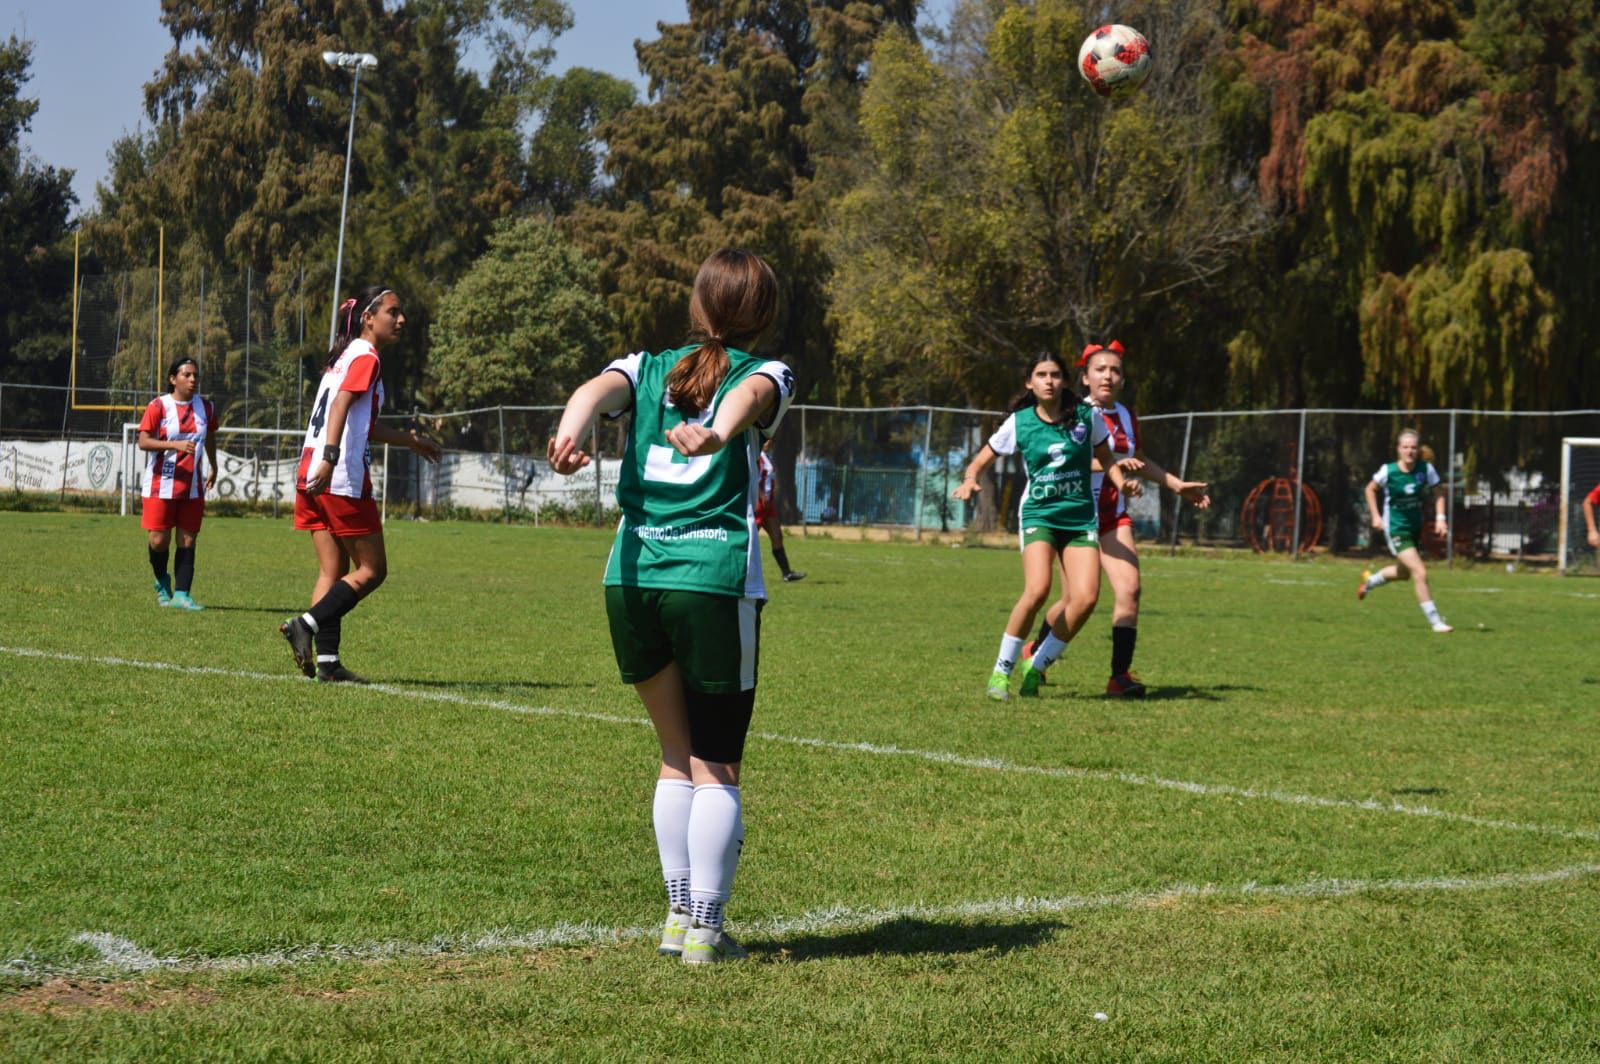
left=666, top=249, right=778, bottom=417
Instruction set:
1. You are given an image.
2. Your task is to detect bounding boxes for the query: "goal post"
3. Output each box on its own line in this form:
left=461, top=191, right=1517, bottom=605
left=120, top=424, right=318, bottom=519
left=1559, top=437, right=1600, bottom=575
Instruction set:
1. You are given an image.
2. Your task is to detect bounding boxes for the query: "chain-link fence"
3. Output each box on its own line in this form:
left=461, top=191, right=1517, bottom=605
left=6, top=381, right=1597, bottom=563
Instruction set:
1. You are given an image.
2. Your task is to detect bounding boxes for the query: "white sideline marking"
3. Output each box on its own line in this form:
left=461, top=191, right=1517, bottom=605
left=5, top=862, right=1597, bottom=980
left=5, top=645, right=1599, bottom=846
left=1264, top=578, right=1332, bottom=586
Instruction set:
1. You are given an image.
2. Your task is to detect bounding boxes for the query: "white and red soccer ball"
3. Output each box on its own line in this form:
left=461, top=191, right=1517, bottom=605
left=1078, top=24, right=1152, bottom=98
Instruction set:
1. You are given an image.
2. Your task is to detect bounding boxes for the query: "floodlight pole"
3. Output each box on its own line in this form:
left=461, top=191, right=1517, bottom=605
left=323, top=51, right=378, bottom=351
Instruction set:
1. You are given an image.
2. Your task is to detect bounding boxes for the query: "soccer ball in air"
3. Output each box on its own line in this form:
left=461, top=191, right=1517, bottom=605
left=1078, top=24, right=1152, bottom=98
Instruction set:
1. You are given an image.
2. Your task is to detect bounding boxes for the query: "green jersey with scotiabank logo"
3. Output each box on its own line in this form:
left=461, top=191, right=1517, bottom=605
left=988, top=401, right=1109, bottom=532
left=600, top=345, right=795, bottom=599
left=1373, top=460, right=1440, bottom=540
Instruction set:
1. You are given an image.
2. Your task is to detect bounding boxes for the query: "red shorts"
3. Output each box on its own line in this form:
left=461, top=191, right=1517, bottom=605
left=1097, top=511, right=1133, bottom=536
left=755, top=499, right=775, bottom=527
left=142, top=495, right=205, bottom=533
left=294, top=490, right=381, bottom=536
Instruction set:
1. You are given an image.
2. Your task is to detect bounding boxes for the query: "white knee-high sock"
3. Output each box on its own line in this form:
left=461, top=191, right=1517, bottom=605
left=1032, top=630, right=1069, bottom=671
left=994, top=633, right=1024, bottom=675
left=1420, top=599, right=1443, bottom=625
left=653, top=778, right=694, bottom=911
left=687, top=783, right=743, bottom=929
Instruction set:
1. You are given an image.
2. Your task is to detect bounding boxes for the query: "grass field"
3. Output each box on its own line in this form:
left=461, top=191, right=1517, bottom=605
left=2, top=510, right=1598, bottom=1060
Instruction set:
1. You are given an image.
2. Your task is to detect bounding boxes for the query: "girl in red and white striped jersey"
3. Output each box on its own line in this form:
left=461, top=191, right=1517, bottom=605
left=279, top=286, right=440, bottom=683
left=1028, top=342, right=1209, bottom=696
left=137, top=356, right=217, bottom=610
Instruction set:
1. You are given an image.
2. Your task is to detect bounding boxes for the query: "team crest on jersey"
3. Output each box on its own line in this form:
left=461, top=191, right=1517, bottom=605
left=1070, top=420, right=1089, bottom=444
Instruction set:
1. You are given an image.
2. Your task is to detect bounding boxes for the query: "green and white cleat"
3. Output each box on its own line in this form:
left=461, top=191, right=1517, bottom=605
left=658, top=907, right=690, bottom=956
left=682, top=922, right=747, bottom=965
left=1017, top=663, right=1043, bottom=697
left=986, top=669, right=1011, bottom=702
left=154, top=575, right=173, bottom=607
left=168, top=591, right=204, bottom=611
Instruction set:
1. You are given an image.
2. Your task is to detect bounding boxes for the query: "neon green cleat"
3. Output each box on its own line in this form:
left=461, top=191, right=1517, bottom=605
left=658, top=907, right=689, bottom=956
left=682, top=923, right=747, bottom=965
left=168, top=591, right=204, bottom=611
left=986, top=669, right=1011, bottom=702
left=154, top=575, right=173, bottom=607
left=1017, top=664, right=1043, bottom=697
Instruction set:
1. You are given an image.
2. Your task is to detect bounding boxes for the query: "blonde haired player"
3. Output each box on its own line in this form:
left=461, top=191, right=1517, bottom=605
left=1358, top=429, right=1452, bottom=632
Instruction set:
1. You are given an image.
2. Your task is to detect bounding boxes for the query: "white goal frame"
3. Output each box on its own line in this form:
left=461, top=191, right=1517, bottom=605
left=1559, top=437, right=1600, bottom=575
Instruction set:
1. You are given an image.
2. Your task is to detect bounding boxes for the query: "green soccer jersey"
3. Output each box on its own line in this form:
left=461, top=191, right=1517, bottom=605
left=600, top=345, right=795, bottom=599
left=987, top=401, right=1109, bottom=532
left=1373, top=460, right=1440, bottom=538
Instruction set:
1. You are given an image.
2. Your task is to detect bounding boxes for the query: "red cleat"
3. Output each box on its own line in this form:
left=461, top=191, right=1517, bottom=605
left=1106, top=672, right=1146, bottom=698
left=1021, top=640, right=1049, bottom=684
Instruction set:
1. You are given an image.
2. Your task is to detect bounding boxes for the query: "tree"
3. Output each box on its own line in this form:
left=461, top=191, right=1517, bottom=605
left=0, top=36, right=77, bottom=418
left=426, top=216, right=614, bottom=413
left=524, top=67, right=636, bottom=215
left=824, top=0, right=1269, bottom=410
left=87, top=0, right=573, bottom=408
left=567, top=0, right=920, bottom=403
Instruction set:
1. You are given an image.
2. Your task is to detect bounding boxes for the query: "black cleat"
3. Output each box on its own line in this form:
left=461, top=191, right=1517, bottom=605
left=316, top=663, right=370, bottom=685
left=279, top=618, right=316, bottom=678
left=782, top=570, right=806, bottom=582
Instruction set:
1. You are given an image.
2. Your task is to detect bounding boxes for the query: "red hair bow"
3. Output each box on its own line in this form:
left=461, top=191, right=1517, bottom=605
left=1076, top=339, right=1125, bottom=367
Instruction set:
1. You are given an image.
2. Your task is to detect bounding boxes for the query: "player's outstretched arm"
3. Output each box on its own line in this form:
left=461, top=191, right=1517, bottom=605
left=664, top=374, right=778, bottom=458
left=371, top=422, right=442, bottom=462
left=1131, top=450, right=1208, bottom=507
left=953, top=445, right=998, bottom=501
left=548, top=373, right=633, bottom=475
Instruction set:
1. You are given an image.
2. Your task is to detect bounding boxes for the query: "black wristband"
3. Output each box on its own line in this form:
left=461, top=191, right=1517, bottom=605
left=322, top=445, right=341, bottom=465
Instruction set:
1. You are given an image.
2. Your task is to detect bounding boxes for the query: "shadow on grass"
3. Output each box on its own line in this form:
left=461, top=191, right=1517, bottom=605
left=198, top=605, right=306, bottom=615
left=1141, top=683, right=1262, bottom=702
left=749, top=917, right=1063, bottom=960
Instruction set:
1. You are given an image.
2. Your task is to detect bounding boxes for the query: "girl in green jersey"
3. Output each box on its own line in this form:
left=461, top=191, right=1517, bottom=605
left=953, top=352, right=1137, bottom=701
left=547, top=249, right=793, bottom=965
left=1358, top=429, right=1452, bottom=632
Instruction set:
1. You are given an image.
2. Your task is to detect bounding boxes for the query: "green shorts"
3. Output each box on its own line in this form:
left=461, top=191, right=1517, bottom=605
left=1020, top=524, right=1098, bottom=551
left=1385, top=529, right=1418, bottom=555
left=604, top=586, right=761, bottom=693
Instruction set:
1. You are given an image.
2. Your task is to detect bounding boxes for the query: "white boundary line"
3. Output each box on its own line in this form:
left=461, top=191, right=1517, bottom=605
left=5, top=645, right=1599, bottom=845
left=5, top=862, right=1597, bottom=981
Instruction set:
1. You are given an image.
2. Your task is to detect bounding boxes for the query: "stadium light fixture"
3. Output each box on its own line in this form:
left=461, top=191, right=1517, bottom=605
left=323, top=51, right=380, bottom=350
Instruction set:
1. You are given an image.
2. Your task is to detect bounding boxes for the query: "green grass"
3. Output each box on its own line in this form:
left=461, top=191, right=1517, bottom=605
left=1, top=511, right=1597, bottom=1060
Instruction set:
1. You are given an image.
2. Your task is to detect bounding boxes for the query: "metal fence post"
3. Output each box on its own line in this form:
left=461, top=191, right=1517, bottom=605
left=800, top=405, right=808, bottom=538
left=1446, top=410, right=1457, bottom=568
left=245, top=267, right=252, bottom=428
left=1169, top=412, right=1193, bottom=557
left=1291, top=409, right=1307, bottom=560
left=498, top=404, right=509, bottom=521
left=915, top=407, right=932, bottom=540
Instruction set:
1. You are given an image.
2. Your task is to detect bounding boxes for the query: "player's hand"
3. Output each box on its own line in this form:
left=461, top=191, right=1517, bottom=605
left=304, top=459, right=333, bottom=495
left=205, top=468, right=218, bottom=491
left=546, top=435, right=590, bottom=475
left=952, top=476, right=981, bottom=501
left=1117, top=457, right=1145, bottom=475
left=173, top=439, right=197, bottom=455
left=1371, top=517, right=1385, bottom=532
left=665, top=422, right=721, bottom=457
left=1588, top=529, right=1600, bottom=549
left=1118, top=475, right=1144, bottom=499
left=409, top=430, right=442, bottom=463
left=1177, top=481, right=1210, bottom=509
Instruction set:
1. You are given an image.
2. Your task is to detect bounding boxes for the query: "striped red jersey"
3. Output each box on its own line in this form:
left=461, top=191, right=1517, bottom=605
left=1091, top=400, right=1138, bottom=524
left=298, top=339, right=384, bottom=499
left=140, top=393, right=214, bottom=500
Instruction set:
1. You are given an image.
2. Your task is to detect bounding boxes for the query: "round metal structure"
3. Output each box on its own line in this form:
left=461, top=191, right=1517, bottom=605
left=1241, top=476, right=1322, bottom=554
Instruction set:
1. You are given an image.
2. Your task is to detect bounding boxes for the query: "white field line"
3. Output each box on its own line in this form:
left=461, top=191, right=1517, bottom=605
left=4, top=862, right=1597, bottom=981
left=5, top=645, right=1599, bottom=848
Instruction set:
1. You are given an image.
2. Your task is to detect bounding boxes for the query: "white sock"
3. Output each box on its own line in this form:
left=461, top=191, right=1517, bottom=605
left=688, top=784, right=742, bottom=929
left=653, top=778, right=694, bottom=910
left=1365, top=572, right=1388, bottom=590
left=1032, top=631, right=1069, bottom=671
left=994, top=634, right=1025, bottom=675
left=1420, top=600, right=1443, bottom=625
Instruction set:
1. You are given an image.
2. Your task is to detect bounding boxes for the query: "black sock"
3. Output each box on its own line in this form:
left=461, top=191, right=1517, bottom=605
left=173, top=546, right=195, bottom=593
left=773, top=547, right=792, bottom=575
left=315, top=614, right=341, bottom=662
left=1035, top=615, right=1053, bottom=646
left=308, top=580, right=361, bottom=629
left=1111, top=626, right=1138, bottom=677
left=148, top=546, right=169, bottom=582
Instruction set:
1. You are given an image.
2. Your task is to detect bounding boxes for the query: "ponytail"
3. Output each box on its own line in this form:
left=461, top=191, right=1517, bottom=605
left=326, top=284, right=394, bottom=368
left=667, top=250, right=778, bottom=417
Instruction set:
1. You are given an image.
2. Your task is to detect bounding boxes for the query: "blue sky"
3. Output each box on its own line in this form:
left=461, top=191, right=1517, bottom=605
left=4, top=1, right=952, bottom=215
